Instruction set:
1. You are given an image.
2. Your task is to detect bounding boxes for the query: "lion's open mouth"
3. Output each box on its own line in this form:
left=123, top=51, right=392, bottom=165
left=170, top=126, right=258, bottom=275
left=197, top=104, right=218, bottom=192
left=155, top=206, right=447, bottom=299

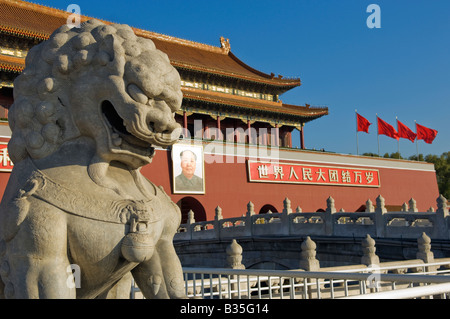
left=101, top=100, right=155, bottom=157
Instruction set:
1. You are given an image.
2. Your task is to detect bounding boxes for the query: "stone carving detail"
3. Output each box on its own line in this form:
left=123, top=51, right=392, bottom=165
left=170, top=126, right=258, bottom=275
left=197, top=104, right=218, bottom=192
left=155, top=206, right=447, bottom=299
left=409, top=198, right=418, bottom=212
left=226, top=239, right=245, bottom=270
left=299, top=236, right=320, bottom=271
left=246, top=201, right=255, bottom=216
left=283, top=197, right=292, bottom=214
left=361, top=234, right=380, bottom=266
left=215, top=206, right=223, bottom=221
left=219, top=36, right=230, bottom=53
left=326, top=196, right=336, bottom=213
left=0, top=20, right=186, bottom=299
left=365, top=199, right=375, bottom=212
left=376, top=195, right=387, bottom=213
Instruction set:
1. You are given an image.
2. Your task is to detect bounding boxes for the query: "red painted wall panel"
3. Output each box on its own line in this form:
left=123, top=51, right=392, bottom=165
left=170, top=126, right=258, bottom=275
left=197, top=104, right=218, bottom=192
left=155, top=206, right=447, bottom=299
left=141, top=149, right=440, bottom=221
left=0, top=148, right=439, bottom=222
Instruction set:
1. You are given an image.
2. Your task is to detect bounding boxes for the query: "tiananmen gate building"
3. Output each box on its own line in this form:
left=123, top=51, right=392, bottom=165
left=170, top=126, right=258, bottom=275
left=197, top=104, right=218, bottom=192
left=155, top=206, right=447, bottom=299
left=0, top=0, right=440, bottom=223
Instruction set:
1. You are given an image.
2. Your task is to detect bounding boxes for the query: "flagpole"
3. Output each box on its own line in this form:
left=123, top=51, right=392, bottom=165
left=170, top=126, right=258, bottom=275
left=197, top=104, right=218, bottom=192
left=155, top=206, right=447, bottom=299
left=415, top=120, right=419, bottom=159
left=396, top=117, right=400, bottom=158
left=376, top=113, right=380, bottom=156
left=356, top=109, right=359, bottom=155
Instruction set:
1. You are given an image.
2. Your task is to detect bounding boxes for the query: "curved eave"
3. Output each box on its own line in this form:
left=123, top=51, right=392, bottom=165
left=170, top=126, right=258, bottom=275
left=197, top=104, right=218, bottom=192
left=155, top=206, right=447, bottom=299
left=0, top=62, right=23, bottom=73
left=228, top=51, right=301, bottom=86
left=173, top=61, right=301, bottom=89
left=0, top=55, right=25, bottom=73
left=0, top=27, right=301, bottom=90
left=0, top=25, right=48, bottom=40
left=181, top=88, right=328, bottom=124
left=0, top=1, right=302, bottom=90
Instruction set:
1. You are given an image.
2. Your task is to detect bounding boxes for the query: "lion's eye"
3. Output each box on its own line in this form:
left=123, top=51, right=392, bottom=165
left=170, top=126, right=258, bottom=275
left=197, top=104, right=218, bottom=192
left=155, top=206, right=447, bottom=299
left=127, top=83, right=149, bottom=105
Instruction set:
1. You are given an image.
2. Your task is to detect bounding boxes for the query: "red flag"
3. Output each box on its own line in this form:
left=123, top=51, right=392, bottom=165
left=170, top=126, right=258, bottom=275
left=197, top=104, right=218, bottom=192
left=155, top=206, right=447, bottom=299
left=356, top=113, right=371, bottom=133
left=416, top=123, right=438, bottom=144
left=377, top=117, right=399, bottom=140
left=397, top=120, right=416, bottom=143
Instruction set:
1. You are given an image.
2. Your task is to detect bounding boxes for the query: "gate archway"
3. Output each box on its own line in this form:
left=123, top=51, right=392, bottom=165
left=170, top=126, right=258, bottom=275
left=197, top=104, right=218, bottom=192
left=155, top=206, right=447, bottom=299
left=259, top=204, right=278, bottom=214
left=176, top=196, right=206, bottom=224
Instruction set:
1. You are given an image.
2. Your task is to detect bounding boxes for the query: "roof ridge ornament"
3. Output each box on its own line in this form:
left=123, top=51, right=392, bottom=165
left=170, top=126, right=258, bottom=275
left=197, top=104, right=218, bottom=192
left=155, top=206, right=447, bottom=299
left=220, top=36, right=230, bottom=53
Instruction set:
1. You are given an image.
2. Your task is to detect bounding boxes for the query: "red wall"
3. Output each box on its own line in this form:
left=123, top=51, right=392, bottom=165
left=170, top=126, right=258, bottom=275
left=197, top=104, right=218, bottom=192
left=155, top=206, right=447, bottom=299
left=0, top=173, right=9, bottom=200
left=142, top=149, right=440, bottom=221
left=0, top=148, right=439, bottom=222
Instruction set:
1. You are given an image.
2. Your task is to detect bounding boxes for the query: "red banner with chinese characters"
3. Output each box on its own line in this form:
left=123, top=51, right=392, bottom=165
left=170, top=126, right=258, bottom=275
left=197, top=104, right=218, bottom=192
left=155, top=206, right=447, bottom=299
left=0, top=142, right=13, bottom=172
left=248, top=161, right=380, bottom=187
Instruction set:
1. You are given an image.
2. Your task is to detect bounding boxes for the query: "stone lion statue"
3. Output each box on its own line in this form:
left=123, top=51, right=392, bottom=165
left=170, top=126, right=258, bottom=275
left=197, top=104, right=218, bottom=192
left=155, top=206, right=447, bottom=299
left=0, top=20, right=186, bottom=299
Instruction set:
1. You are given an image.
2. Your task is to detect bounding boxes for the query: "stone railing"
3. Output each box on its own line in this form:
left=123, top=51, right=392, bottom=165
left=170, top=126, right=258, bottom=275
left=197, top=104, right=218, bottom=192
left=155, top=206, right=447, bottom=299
left=222, top=232, right=448, bottom=274
left=133, top=233, right=450, bottom=299
left=175, top=195, right=449, bottom=241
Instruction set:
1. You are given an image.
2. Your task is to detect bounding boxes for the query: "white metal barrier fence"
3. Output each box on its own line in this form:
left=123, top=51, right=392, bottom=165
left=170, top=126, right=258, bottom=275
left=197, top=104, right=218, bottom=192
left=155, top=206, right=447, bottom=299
left=131, top=260, right=450, bottom=299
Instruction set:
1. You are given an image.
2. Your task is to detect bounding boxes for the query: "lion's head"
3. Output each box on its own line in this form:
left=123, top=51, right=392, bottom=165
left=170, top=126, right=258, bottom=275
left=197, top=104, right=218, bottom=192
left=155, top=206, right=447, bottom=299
left=8, top=19, right=182, bottom=171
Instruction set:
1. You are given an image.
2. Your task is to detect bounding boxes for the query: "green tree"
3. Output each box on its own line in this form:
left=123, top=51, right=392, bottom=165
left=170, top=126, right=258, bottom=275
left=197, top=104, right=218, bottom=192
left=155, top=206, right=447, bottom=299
left=383, top=152, right=403, bottom=159
left=408, top=154, right=425, bottom=162
left=363, top=151, right=449, bottom=198
left=409, top=152, right=450, bottom=199
left=362, top=152, right=380, bottom=158
left=424, top=152, right=450, bottom=199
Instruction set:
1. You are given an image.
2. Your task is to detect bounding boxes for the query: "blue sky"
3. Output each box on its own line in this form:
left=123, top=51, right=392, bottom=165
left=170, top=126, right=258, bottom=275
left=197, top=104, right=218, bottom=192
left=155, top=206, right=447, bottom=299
left=36, top=0, right=449, bottom=158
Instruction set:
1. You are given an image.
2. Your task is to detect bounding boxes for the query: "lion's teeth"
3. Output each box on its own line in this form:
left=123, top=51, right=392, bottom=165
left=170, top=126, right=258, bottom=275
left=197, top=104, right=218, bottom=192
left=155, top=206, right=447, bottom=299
left=162, top=132, right=171, bottom=139
left=113, top=137, right=123, bottom=146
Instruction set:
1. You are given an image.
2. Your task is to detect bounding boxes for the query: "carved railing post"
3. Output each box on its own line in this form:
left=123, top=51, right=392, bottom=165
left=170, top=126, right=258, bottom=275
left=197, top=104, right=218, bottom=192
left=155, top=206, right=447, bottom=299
left=215, top=206, right=223, bottom=239
left=401, top=203, right=408, bottom=212
left=226, top=239, right=246, bottom=298
left=246, top=201, right=255, bottom=217
left=361, top=234, right=380, bottom=266
left=436, top=195, right=449, bottom=239
left=408, top=198, right=418, bottom=212
left=215, top=206, right=223, bottom=221
left=246, top=201, right=255, bottom=237
left=299, top=236, right=320, bottom=271
left=326, top=196, right=336, bottom=213
left=296, top=206, right=302, bottom=213
left=186, top=210, right=195, bottom=239
left=187, top=209, right=195, bottom=225
left=375, top=195, right=387, bottom=237
left=376, top=195, right=387, bottom=213
left=183, top=209, right=195, bottom=240
left=226, top=239, right=245, bottom=269
left=299, top=236, right=320, bottom=298
left=324, top=196, right=336, bottom=235
left=416, top=232, right=436, bottom=273
left=279, top=197, right=291, bottom=235
left=361, top=234, right=382, bottom=291
left=365, top=199, right=375, bottom=212
left=283, top=197, right=292, bottom=214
